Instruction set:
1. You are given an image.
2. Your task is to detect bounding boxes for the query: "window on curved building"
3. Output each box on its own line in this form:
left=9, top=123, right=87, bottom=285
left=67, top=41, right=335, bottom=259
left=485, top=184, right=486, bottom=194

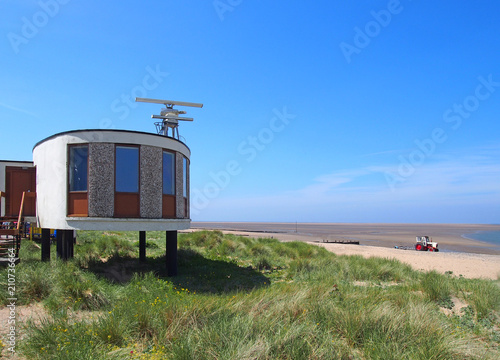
left=115, top=145, right=140, bottom=217
left=162, top=151, right=176, bottom=218
left=68, top=145, right=89, bottom=216
left=116, top=146, right=139, bottom=193
left=69, top=146, right=88, bottom=192
left=183, top=156, right=189, bottom=218
left=183, top=157, right=188, bottom=198
left=163, top=151, right=175, bottom=196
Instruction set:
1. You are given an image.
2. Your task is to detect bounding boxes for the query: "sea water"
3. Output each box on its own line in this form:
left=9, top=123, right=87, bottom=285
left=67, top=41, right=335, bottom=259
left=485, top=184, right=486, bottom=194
left=462, top=231, right=500, bottom=247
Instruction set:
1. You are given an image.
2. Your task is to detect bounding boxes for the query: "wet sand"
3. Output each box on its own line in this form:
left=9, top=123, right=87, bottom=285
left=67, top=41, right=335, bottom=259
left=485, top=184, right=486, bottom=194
left=190, top=222, right=500, bottom=280
left=191, top=222, right=500, bottom=254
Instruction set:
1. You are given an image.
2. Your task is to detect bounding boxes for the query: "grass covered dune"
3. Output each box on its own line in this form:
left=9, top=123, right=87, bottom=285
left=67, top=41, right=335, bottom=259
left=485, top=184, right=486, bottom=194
left=1, top=230, right=499, bottom=359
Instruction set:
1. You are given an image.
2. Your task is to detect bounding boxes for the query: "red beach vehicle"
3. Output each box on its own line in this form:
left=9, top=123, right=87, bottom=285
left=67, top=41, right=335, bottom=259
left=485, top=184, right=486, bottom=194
left=415, top=236, right=439, bottom=252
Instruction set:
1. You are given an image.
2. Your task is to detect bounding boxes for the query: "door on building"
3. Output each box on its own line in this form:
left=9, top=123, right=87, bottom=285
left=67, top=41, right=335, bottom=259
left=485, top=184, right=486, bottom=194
left=5, top=166, right=36, bottom=217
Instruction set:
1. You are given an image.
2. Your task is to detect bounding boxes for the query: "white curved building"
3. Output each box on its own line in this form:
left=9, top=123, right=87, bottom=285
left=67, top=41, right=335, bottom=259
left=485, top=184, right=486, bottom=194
left=33, top=129, right=190, bottom=231
left=30, top=129, right=191, bottom=274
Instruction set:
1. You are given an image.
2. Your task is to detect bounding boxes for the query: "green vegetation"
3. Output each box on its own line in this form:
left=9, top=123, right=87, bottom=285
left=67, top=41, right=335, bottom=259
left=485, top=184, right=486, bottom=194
left=0, top=230, right=499, bottom=359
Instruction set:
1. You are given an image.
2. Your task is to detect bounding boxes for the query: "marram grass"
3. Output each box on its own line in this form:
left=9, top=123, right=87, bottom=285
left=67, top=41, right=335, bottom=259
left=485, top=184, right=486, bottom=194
left=0, top=230, right=498, bottom=359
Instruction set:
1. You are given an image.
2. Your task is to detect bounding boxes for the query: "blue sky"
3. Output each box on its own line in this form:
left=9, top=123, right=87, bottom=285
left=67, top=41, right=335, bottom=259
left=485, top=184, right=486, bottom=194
left=1, top=0, right=499, bottom=223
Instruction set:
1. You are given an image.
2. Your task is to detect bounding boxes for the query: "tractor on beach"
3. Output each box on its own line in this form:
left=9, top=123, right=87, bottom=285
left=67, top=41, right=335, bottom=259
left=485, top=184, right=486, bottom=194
left=415, top=236, right=439, bottom=252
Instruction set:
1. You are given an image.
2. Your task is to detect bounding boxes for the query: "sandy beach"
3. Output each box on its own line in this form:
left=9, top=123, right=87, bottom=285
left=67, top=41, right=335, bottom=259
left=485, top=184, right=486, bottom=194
left=190, top=222, right=500, bottom=280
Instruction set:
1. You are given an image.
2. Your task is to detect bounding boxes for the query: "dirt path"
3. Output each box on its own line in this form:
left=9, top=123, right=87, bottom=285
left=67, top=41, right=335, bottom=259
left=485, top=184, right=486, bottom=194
left=0, top=303, right=47, bottom=359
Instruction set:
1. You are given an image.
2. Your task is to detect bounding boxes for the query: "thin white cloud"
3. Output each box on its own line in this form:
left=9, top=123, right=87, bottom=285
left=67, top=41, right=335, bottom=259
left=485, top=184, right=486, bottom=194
left=359, top=148, right=409, bottom=157
left=0, top=102, right=38, bottom=118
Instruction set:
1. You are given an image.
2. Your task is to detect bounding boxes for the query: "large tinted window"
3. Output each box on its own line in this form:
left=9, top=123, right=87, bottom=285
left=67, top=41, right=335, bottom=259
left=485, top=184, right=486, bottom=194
left=163, top=151, right=175, bottom=195
left=183, top=157, right=188, bottom=197
left=69, top=145, right=88, bottom=191
left=116, top=146, right=139, bottom=193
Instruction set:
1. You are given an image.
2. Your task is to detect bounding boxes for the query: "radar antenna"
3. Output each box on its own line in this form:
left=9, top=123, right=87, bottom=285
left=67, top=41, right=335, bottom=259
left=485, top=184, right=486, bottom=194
left=135, top=97, right=203, bottom=139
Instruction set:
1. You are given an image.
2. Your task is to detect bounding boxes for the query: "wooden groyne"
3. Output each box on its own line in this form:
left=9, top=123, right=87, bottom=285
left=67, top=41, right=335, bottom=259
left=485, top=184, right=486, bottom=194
left=320, top=239, right=359, bottom=245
